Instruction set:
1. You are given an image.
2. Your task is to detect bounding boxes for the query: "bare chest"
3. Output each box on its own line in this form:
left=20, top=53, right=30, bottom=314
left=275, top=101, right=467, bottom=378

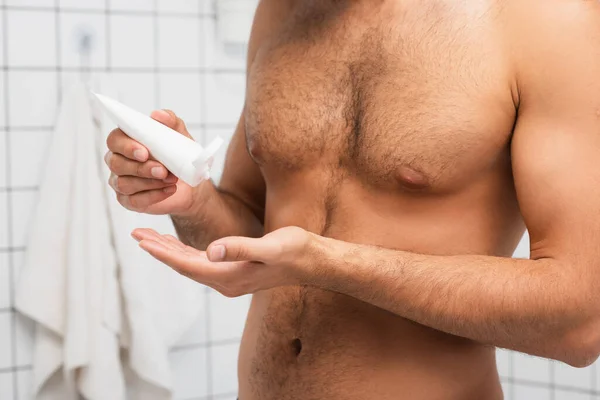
left=245, top=0, right=516, bottom=192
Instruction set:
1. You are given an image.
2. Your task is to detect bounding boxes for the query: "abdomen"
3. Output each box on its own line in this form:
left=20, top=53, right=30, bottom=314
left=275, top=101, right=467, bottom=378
left=237, top=175, right=521, bottom=400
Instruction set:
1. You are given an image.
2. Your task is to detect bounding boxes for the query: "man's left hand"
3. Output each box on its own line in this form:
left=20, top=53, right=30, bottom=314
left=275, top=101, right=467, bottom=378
left=132, top=226, right=318, bottom=297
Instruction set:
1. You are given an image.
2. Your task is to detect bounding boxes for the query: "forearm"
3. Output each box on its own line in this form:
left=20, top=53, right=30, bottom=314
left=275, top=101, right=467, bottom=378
left=312, top=237, right=599, bottom=366
left=171, top=180, right=263, bottom=250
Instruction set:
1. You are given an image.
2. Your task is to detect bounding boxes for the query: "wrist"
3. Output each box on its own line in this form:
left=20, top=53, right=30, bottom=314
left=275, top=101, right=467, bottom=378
left=298, top=232, right=339, bottom=288
left=170, top=180, right=212, bottom=220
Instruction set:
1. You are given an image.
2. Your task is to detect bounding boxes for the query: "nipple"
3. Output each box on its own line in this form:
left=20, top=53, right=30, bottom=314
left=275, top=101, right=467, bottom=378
left=396, top=166, right=429, bottom=190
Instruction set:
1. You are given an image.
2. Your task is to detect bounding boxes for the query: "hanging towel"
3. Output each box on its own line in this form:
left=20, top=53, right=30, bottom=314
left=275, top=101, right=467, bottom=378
left=15, top=82, right=204, bottom=400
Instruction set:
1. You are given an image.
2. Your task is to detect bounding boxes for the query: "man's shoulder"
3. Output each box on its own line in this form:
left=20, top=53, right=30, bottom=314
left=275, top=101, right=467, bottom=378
left=500, top=0, right=600, bottom=82
left=501, top=0, right=600, bottom=42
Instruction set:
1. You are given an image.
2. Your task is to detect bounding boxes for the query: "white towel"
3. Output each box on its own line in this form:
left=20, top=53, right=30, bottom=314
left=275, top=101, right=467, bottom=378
left=15, top=82, right=204, bottom=400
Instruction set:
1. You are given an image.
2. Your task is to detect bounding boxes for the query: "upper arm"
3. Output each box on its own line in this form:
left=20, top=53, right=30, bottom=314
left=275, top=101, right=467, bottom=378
left=218, top=0, right=293, bottom=218
left=510, top=2, right=600, bottom=271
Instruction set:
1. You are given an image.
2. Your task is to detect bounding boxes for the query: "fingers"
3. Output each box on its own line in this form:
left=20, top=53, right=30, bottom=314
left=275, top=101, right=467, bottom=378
left=109, top=174, right=178, bottom=195
left=105, top=151, right=172, bottom=179
left=138, top=237, right=245, bottom=295
left=136, top=231, right=262, bottom=297
left=116, top=186, right=177, bottom=212
left=106, top=128, right=149, bottom=162
left=133, top=229, right=186, bottom=250
left=138, top=238, right=211, bottom=278
left=138, top=240, right=193, bottom=268
left=207, top=236, right=281, bottom=263
left=163, top=234, right=190, bottom=251
left=150, top=109, right=193, bottom=139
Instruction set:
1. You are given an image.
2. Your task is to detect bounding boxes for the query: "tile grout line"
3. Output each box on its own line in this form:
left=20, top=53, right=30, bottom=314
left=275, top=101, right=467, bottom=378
left=55, top=0, right=62, bottom=103
left=199, top=0, right=208, bottom=149
left=550, top=360, right=555, bottom=400
left=182, top=391, right=238, bottom=400
left=506, top=376, right=600, bottom=396
left=508, top=351, right=514, bottom=400
left=593, top=362, right=597, bottom=400
left=1, top=65, right=245, bottom=73
left=2, top=4, right=216, bottom=18
left=2, top=3, right=18, bottom=398
left=170, top=337, right=241, bottom=352
left=205, top=290, right=213, bottom=399
left=153, top=0, right=160, bottom=111
left=0, top=365, right=32, bottom=375
left=0, top=187, right=38, bottom=193
left=200, top=1, right=214, bottom=398
left=0, top=247, right=26, bottom=253
left=0, top=123, right=236, bottom=131
left=105, top=0, right=111, bottom=72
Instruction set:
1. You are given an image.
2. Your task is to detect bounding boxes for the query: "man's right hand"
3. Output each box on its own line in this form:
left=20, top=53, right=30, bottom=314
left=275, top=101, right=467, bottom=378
left=105, top=109, right=198, bottom=216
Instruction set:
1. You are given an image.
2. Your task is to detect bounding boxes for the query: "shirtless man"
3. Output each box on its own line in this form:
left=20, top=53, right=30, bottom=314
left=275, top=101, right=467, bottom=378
left=104, top=0, right=600, bottom=398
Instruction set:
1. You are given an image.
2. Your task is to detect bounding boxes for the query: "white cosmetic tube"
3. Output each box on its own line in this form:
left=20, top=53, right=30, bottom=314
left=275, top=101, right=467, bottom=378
left=93, top=93, right=223, bottom=187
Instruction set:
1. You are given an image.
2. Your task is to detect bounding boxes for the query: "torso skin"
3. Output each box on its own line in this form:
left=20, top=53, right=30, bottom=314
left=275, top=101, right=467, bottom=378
left=238, top=1, right=521, bottom=399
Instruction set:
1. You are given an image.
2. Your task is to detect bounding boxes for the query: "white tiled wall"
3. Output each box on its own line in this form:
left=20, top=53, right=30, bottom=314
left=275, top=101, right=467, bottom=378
left=0, top=1, right=249, bottom=399
left=1, top=1, right=599, bottom=400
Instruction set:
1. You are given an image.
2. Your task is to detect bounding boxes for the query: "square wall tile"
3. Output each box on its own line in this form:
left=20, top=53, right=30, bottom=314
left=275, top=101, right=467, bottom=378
left=0, top=193, right=8, bottom=248
left=214, top=396, right=237, bottom=400
left=0, top=72, right=6, bottom=129
left=60, top=70, right=106, bottom=95
left=157, top=17, right=201, bottom=68
left=175, top=301, right=207, bottom=347
left=8, top=71, right=58, bottom=127
left=169, top=347, right=209, bottom=399
left=109, top=0, right=154, bottom=12
left=205, top=128, right=233, bottom=184
left=202, top=18, right=246, bottom=70
left=10, top=129, right=53, bottom=188
left=211, top=342, right=239, bottom=396
left=513, top=384, right=551, bottom=400
left=5, top=0, right=54, bottom=6
left=187, top=126, right=203, bottom=143
left=200, top=0, right=214, bottom=14
left=513, top=352, right=551, bottom=384
left=0, top=13, right=3, bottom=67
left=109, top=72, right=156, bottom=115
left=0, top=254, right=9, bottom=310
left=554, top=361, right=594, bottom=390
left=0, top=313, right=12, bottom=369
left=15, top=313, right=34, bottom=367
left=0, top=131, right=6, bottom=188
left=7, top=10, right=57, bottom=67
left=59, top=0, right=105, bottom=9
left=10, top=190, right=39, bottom=248
left=59, top=12, right=107, bottom=68
left=158, top=73, right=202, bottom=124
left=500, top=380, right=512, bottom=400
left=204, top=72, right=245, bottom=125
left=11, top=251, right=25, bottom=310
left=209, top=291, right=249, bottom=341
left=512, top=231, right=529, bottom=259
left=16, top=369, right=32, bottom=400
left=109, top=15, right=154, bottom=68
left=0, top=372, right=14, bottom=400
left=496, top=348, right=512, bottom=379
left=158, top=0, right=199, bottom=14
left=555, top=390, right=591, bottom=400
left=11, top=251, right=25, bottom=291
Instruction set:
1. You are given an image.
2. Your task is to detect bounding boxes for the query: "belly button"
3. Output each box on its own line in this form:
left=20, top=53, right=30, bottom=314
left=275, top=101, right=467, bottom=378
left=291, top=338, right=302, bottom=356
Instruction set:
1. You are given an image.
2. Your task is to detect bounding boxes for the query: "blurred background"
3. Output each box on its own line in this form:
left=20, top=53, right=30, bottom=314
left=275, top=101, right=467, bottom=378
left=0, top=1, right=597, bottom=399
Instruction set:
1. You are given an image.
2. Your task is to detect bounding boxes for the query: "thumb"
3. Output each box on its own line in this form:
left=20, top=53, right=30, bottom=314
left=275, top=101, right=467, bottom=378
left=150, top=109, right=192, bottom=139
left=207, top=236, right=281, bottom=263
